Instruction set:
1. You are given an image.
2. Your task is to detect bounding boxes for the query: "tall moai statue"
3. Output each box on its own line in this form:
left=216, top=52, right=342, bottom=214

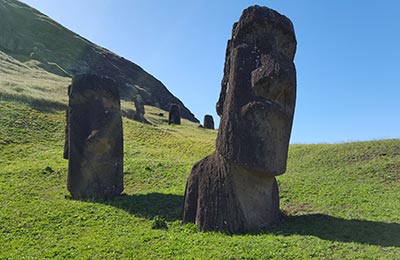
left=183, top=5, right=296, bottom=232
left=203, top=115, right=214, bottom=130
left=66, top=74, right=124, bottom=199
left=168, top=104, right=181, bottom=125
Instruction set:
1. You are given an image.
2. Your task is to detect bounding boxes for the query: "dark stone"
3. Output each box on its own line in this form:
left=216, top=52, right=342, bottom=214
left=216, top=5, right=296, bottom=174
left=203, top=115, right=214, bottom=130
left=183, top=153, right=281, bottom=232
left=183, top=5, right=296, bottom=232
left=67, top=74, right=124, bottom=199
left=168, top=104, right=181, bottom=125
left=133, top=94, right=147, bottom=123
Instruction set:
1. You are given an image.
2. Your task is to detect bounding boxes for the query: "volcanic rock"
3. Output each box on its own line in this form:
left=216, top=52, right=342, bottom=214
left=133, top=94, right=147, bottom=123
left=168, top=104, right=181, bottom=125
left=183, top=5, right=297, bottom=232
left=66, top=74, right=124, bottom=199
left=203, top=115, right=215, bottom=130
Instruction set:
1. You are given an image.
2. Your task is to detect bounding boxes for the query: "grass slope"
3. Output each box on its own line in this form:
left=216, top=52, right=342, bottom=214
left=0, top=0, right=94, bottom=74
left=0, top=51, right=159, bottom=117
left=0, top=51, right=70, bottom=111
left=0, top=0, right=199, bottom=122
left=0, top=101, right=399, bottom=259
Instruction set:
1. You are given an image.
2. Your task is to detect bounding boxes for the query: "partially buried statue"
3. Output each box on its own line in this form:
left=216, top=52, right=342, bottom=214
left=65, top=74, right=124, bottom=199
left=183, top=5, right=296, bottom=232
left=203, top=115, right=214, bottom=130
left=168, top=104, right=181, bottom=125
left=133, top=94, right=147, bottom=123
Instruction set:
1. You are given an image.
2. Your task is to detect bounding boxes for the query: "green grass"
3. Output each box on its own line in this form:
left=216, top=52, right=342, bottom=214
left=0, top=51, right=70, bottom=112
left=0, top=100, right=399, bottom=259
left=0, top=0, right=95, bottom=77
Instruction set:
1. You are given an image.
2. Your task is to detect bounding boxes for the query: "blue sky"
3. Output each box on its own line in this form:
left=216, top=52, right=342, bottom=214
left=22, top=0, right=400, bottom=143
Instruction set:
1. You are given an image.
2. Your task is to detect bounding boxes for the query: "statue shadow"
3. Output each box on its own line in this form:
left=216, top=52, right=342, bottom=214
left=103, top=192, right=183, bottom=222
left=267, top=213, right=400, bottom=247
left=88, top=194, right=399, bottom=247
left=0, top=93, right=67, bottom=113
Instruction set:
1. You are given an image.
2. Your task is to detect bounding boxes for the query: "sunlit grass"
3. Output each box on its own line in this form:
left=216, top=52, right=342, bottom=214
left=0, top=100, right=399, bottom=259
left=0, top=52, right=70, bottom=107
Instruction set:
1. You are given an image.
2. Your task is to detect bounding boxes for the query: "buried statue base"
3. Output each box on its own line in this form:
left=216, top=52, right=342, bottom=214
left=183, top=153, right=281, bottom=232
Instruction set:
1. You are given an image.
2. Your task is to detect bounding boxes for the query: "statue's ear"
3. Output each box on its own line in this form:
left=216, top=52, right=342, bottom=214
left=216, top=85, right=226, bottom=116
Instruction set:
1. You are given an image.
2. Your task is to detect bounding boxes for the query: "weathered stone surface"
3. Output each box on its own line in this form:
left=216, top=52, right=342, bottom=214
left=168, top=104, right=181, bottom=125
left=216, top=5, right=296, bottom=174
left=183, top=153, right=280, bottom=232
left=133, top=94, right=147, bottom=123
left=203, top=115, right=215, bottom=130
left=183, top=5, right=296, bottom=232
left=67, top=74, right=124, bottom=199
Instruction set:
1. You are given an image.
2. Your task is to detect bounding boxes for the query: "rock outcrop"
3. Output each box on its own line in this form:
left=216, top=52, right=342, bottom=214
left=66, top=74, right=124, bottom=199
left=203, top=115, right=215, bottom=130
left=168, top=104, right=181, bottom=125
left=183, top=5, right=297, bottom=233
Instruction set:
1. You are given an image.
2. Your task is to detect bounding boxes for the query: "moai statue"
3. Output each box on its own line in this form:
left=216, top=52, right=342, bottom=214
left=203, top=115, right=215, bottom=130
left=133, top=94, right=146, bottom=123
left=183, top=5, right=296, bottom=232
left=168, top=104, right=181, bottom=125
left=66, top=74, right=124, bottom=199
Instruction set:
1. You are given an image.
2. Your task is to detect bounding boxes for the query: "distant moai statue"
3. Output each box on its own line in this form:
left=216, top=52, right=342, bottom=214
left=168, top=104, right=181, bottom=125
left=66, top=74, right=124, bottom=199
left=203, top=115, right=214, bottom=130
left=133, top=94, right=146, bottom=123
left=183, top=5, right=297, bottom=232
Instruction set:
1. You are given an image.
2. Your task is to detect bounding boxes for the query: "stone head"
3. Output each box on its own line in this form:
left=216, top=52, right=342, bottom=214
left=168, top=104, right=181, bottom=125
left=216, top=5, right=297, bottom=175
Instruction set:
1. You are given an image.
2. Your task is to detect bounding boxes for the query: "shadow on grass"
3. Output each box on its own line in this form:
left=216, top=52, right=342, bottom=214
left=0, top=92, right=67, bottom=113
left=104, top=192, right=183, bottom=222
left=270, top=214, right=400, bottom=247
left=89, top=193, right=398, bottom=247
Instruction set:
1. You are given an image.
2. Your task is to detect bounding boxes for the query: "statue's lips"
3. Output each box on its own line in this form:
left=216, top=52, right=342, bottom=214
left=240, top=98, right=290, bottom=119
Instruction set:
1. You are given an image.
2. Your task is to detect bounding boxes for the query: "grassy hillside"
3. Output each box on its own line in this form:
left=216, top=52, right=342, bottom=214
left=0, top=100, right=399, bottom=259
left=0, top=0, right=198, bottom=122
left=0, top=51, right=70, bottom=111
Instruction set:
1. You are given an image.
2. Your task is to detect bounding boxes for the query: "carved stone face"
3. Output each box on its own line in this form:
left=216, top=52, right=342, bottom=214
left=67, top=74, right=123, bottom=199
left=216, top=6, right=297, bottom=175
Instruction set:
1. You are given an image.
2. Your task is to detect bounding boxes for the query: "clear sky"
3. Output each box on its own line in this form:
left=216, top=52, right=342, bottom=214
left=21, top=0, right=400, bottom=144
